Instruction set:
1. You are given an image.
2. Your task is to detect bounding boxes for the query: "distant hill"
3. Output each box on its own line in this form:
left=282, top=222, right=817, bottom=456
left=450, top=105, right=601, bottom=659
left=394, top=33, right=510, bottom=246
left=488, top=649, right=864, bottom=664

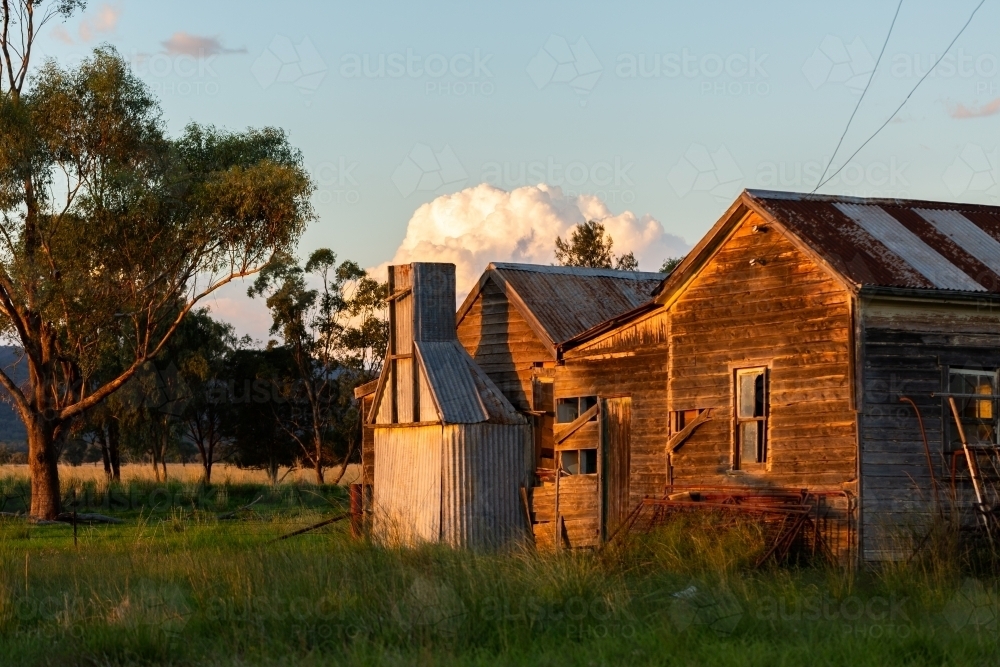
left=0, top=347, right=28, bottom=450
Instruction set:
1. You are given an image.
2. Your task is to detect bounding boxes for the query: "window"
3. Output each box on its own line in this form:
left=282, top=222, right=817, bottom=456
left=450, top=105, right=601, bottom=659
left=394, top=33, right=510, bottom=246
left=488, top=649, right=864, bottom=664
left=735, top=367, right=768, bottom=469
left=947, top=369, right=998, bottom=450
left=560, top=449, right=597, bottom=475
left=556, top=396, right=597, bottom=424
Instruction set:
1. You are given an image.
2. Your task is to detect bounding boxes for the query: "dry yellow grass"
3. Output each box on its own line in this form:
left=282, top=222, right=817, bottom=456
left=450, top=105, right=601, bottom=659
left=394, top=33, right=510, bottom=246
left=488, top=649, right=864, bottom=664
left=0, top=462, right=361, bottom=485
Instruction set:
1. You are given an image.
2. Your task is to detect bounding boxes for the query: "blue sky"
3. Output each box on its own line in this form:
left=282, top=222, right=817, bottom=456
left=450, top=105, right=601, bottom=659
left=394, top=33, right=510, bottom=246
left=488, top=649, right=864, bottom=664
left=34, top=0, right=1000, bottom=339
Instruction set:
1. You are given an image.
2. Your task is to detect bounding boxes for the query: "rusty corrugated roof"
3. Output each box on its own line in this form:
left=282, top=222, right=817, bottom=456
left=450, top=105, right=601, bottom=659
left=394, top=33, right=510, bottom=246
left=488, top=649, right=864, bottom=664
left=488, top=263, right=666, bottom=346
left=746, top=190, right=1000, bottom=293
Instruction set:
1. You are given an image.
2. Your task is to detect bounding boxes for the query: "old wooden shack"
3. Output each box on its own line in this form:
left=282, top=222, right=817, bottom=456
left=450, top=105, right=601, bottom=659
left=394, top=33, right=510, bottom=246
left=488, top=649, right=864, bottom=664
left=455, top=263, right=668, bottom=547
left=365, top=262, right=532, bottom=548
left=452, top=191, right=1000, bottom=564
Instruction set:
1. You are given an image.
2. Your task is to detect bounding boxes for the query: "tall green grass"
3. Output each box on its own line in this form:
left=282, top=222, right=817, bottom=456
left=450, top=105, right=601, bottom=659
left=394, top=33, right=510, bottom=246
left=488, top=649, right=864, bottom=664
left=0, top=480, right=998, bottom=666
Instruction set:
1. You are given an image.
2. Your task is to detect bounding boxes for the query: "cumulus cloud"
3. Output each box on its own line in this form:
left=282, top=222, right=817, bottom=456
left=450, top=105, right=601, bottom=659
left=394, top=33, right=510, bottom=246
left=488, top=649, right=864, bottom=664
left=949, top=98, right=1000, bottom=119
left=376, top=183, right=690, bottom=300
left=161, top=32, right=246, bottom=57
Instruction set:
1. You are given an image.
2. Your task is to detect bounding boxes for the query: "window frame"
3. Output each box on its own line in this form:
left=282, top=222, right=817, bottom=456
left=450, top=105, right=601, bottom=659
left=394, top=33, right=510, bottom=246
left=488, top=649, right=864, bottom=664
left=733, top=366, right=769, bottom=470
left=559, top=448, right=597, bottom=475
left=944, top=367, right=999, bottom=452
left=555, top=395, right=598, bottom=424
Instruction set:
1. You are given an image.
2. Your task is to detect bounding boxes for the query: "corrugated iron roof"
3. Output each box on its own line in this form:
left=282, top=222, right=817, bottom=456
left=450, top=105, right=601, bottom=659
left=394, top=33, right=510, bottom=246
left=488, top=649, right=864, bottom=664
left=487, top=263, right=666, bottom=346
left=413, top=340, right=525, bottom=425
left=746, top=190, right=1000, bottom=293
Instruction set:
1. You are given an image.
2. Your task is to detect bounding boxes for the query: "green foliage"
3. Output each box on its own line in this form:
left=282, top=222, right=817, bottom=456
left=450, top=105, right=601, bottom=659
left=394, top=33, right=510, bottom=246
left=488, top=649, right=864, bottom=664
left=0, top=34, right=314, bottom=516
left=554, top=220, right=639, bottom=271
left=0, top=483, right=996, bottom=666
left=660, top=256, right=685, bottom=273
left=248, top=249, right=387, bottom=482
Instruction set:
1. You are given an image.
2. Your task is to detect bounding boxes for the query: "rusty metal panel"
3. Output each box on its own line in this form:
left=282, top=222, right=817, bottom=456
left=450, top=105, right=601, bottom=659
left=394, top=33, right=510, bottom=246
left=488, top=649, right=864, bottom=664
left=440, top=423, right=533, bottom=549
left=746, top=190, right=1000, bottom=293
left=372, top=425, right=443, bottom=545
left=413, top=263, right=457, bottom=342
left=491, top=264, right=665, bottom=345
left=834, top=203, right=984, bottom=292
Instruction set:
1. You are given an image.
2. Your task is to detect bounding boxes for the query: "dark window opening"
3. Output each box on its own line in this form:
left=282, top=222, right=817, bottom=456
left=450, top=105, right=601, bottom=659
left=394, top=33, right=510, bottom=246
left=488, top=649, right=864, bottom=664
left=556, top=396, right=598, bottom=424
left=560, top=448, right=597, bottom=475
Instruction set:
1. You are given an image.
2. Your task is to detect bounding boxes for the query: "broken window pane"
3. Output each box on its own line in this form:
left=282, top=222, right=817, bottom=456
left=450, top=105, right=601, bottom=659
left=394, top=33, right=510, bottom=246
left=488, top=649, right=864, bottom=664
left=556, top=398, right=579, bottom=424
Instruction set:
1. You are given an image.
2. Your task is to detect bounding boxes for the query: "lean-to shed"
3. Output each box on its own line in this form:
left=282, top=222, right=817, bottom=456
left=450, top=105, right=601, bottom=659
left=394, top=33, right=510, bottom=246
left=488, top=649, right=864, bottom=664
left=367, top=262, right=532, bottom=548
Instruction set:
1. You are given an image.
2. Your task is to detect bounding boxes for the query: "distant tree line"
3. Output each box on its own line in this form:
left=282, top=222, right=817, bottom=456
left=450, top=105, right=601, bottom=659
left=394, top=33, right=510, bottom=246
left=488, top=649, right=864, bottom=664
left=63, top=251, right=387, bottom=486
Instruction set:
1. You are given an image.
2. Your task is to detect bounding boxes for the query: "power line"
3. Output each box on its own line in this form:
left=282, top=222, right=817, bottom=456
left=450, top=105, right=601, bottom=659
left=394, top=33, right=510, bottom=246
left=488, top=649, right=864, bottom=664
left=814, top=0, right=988, bottom=192
left=812, top=0, right=904, bottom=193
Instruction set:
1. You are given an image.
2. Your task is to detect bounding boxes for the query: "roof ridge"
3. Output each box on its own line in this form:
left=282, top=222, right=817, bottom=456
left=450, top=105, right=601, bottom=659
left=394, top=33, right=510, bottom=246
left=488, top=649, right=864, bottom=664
left=488, top=262, right=665, bottom=280
left=747, top=188, right=1000, bottom=212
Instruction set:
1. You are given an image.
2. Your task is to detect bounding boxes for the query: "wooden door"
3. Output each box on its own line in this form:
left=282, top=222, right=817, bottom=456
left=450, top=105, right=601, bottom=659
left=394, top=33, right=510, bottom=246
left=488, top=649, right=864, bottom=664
left=601, top=396, right=632, bottom=539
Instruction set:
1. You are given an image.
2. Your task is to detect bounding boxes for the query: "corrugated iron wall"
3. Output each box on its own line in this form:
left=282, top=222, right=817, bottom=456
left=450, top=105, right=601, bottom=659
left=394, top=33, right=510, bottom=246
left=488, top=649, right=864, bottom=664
left=440, top=423, right=533, bottom=549
left=372, top=425, right=443, bottom=544
left=372, top=422, right=532, bottom=548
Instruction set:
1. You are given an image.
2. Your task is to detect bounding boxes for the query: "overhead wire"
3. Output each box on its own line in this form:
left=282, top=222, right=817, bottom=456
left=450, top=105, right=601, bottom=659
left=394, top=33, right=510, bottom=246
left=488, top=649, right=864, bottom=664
left=814, top=0, right=988, bottom=192
left=812, top=0, right=904, bottom=192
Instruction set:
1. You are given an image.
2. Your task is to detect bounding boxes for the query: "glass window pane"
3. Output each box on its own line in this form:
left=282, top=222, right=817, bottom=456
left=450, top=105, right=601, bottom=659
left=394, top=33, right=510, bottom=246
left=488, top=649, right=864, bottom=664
left=740, top=422, right=758, bottom=466
left=738, top=373, right=757, bottom=418
left=581, top=449, right=597, bottom=474
left=754, top=373, right=766, bottom=418
left=556, top=398, right=579, bottom=424
left=581, top=396, right=598, bottom=420
left=561, top=450, right=579, bottom=474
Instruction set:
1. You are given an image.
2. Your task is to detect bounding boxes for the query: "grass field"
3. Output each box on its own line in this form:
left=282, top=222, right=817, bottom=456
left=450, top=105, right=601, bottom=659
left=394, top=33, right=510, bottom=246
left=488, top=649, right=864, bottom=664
left=0, top=475, right=998, bottom=666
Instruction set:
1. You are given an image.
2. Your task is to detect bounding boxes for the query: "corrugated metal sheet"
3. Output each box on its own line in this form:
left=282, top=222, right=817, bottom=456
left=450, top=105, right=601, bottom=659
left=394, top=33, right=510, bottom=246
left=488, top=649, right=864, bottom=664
left=413, top=263, right=457, bottom=342
left=746, top=190, right=1000, bottom=293
left=440, top=423, right=532, bottom=549
left=414, top=340, right=488, bottom=424
left=372, top=425, right=443, bottom=544
left=833, top=203, right=985, bottom=292
left=490, top=263, right=666, bottom=345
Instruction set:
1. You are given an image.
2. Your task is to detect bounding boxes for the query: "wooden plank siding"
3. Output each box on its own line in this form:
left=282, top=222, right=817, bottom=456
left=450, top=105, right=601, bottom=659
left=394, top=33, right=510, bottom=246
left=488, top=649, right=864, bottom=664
left=663, top=212, right=858, bottom=561
left=558, top=314, right=671, bottom=512
left=457, top=279, right=552, bottom=411
left=859, top=297, right=1000, bottom=560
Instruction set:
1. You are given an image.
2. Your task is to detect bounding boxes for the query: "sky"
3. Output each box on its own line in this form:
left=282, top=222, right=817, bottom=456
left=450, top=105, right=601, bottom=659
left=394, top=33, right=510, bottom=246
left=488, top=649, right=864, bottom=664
left=31, top=0, right=1000, bottom=342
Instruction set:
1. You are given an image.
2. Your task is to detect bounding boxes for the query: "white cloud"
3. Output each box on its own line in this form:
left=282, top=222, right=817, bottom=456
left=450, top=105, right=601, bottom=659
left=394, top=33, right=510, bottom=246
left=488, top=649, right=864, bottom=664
left=376, top=183, right=690, bottom=299
left=78, top=4, right=120, bottom=42
left=201, top=279, right=274, bottom=345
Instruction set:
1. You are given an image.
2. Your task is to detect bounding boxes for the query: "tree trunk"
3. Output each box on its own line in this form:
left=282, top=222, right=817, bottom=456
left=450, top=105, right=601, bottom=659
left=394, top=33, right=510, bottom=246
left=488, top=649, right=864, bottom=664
left=313, top=433, right=324, bottom=485
left=107, top=419, right=121, bottom=481
left=97, top=428, right=112, bottom=481
left=27, top=417, right=60, bottom=520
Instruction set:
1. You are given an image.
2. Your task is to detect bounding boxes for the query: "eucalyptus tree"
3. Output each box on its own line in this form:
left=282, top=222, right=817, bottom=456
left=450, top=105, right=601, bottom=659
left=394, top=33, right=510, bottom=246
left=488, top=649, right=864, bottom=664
left=249, top=250, right=387, bottom=484
left=0, top=3, right=313, bottom=518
